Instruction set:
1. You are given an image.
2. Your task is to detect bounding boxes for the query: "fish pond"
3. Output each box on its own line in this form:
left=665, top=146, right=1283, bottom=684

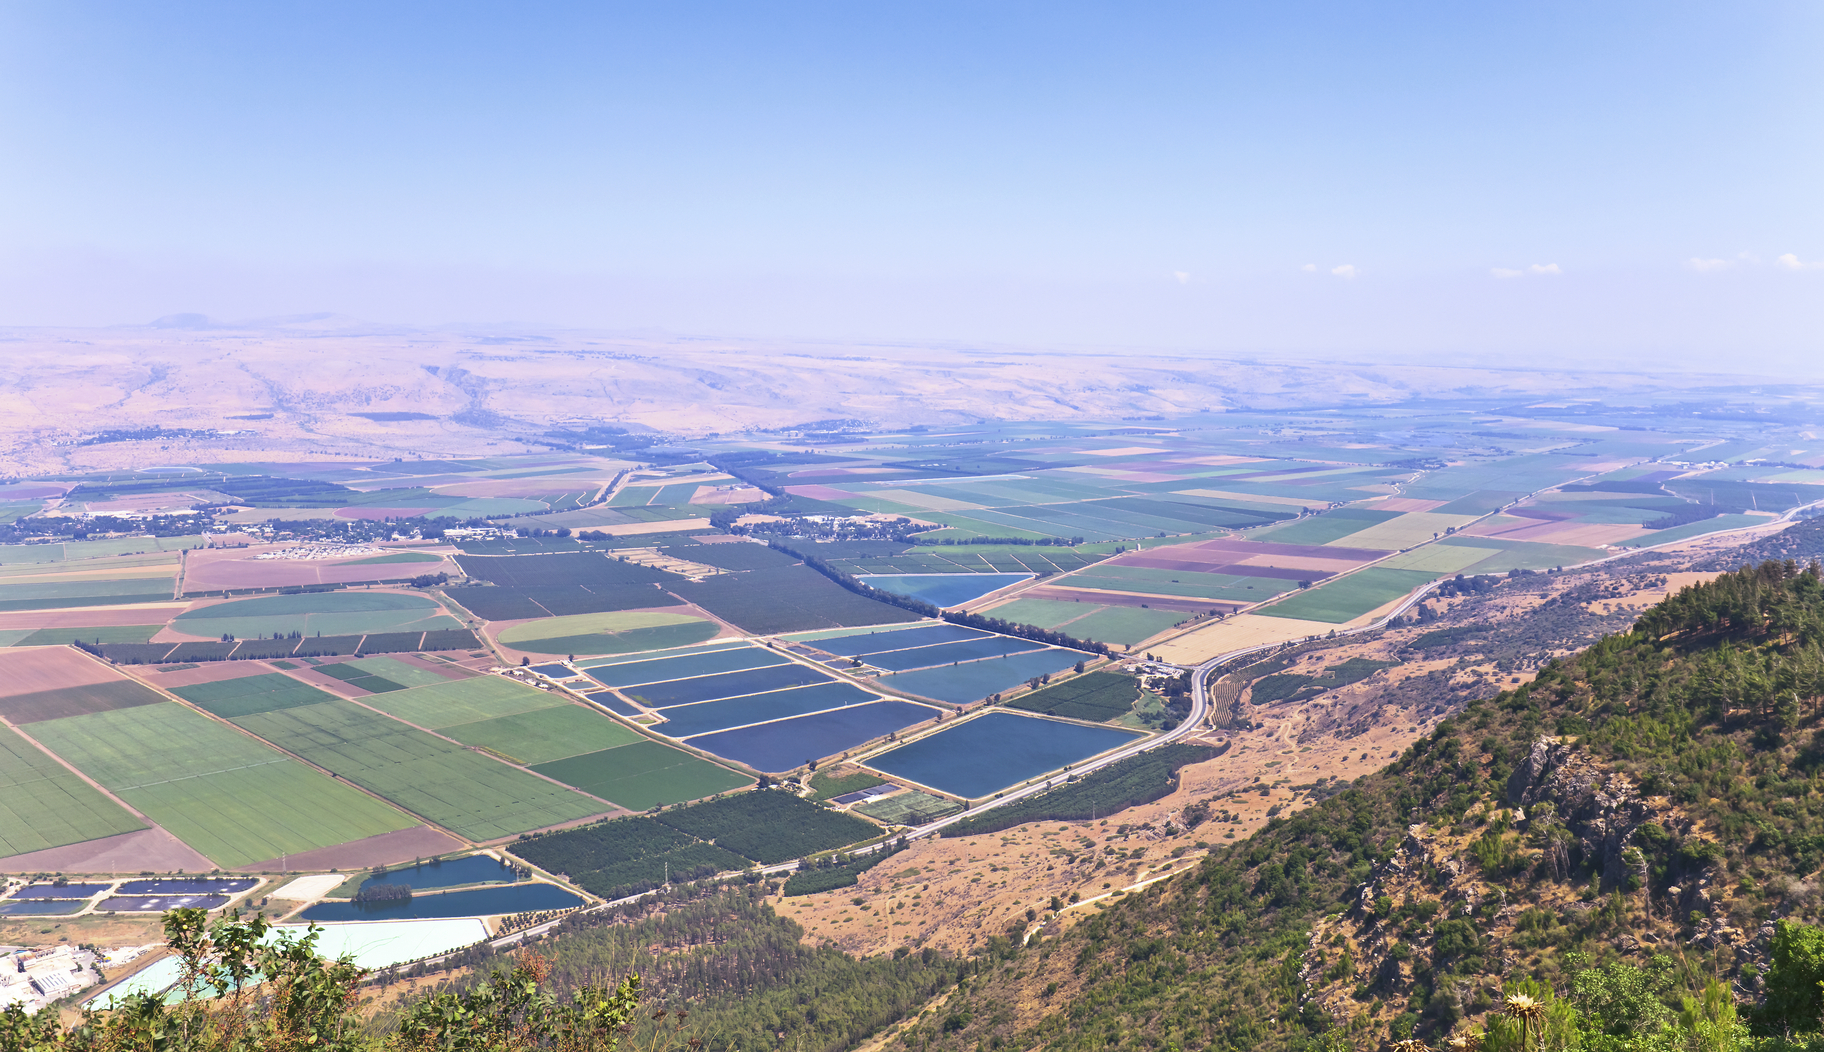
left=812, top=623, right=986, bottom=657
left=357, top=854, right=517, bottom=895
left=877, top=647, right=1090, bottom=704
left=654, top=682, right=877, bottom=738
left=867, top=711, right=1142, bottom=799
left=686, top=700, right=941, bottom=773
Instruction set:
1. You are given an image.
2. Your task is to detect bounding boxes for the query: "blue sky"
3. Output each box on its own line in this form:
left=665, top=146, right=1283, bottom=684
left=1, top=1, right=1818, bottom=365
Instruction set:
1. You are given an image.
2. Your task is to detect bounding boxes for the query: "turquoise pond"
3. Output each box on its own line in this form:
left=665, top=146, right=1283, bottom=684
left=856, top=574, right=1032, bottom=607
left=867, top=711, right=1141, bottom=798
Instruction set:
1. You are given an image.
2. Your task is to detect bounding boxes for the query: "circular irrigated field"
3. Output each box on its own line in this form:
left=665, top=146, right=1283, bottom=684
left=173, top=591, right=461, bottom=639
left=496, top=609, right=719, bottom=655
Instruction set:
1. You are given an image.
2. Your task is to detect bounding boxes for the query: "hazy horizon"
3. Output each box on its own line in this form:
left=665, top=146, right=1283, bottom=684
left=3, top=2, right=1820, bottom=367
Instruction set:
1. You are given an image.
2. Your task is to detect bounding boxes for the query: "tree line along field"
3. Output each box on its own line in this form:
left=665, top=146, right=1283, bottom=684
left=511, top=789, right=878, bottom=899
left=82, top=628, right=482, bottom=665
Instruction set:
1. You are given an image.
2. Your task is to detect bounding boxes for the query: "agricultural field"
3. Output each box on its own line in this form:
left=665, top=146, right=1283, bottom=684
left=853, top=573, right=1030, bottom=607
left=25, top=700, right=416, bottom=867
left=1006, top=671, right=1139, bottom=721
left=670, top=563, right=921, bottom=635
left=528, top=740, right=751, bottom=811
left=495, top=610, right=721, bottom=656
left=1255, top=567, right=1444, bottom=623
left=170, top=591, right=461, bottom=639
left=227, top=697, right=609, bottom=840
left=0, top=722, right=146, bottom=858
left=451, top=551, right=686, bottom=620
left=3, top=403, right=1821, bottom=877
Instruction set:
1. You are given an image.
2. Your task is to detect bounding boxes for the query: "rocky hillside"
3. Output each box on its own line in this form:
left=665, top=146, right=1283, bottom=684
left=898, top=558, right=1824, bottom=1051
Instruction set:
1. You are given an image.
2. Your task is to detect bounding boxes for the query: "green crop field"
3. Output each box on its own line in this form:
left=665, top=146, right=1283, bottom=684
left=342, top=552, right=443, bottom=565
left=1060, top=606, right=1185, bottom=644
left=1325, top=512, right=1481, bottom=551
left=230, top=699, right=609, bottom=840
left=0, top=721, right=145, bottom=857
left=171, top=672, right=339, bottom=719
left=0, top=573, right=177, bottom=611
left=12, top=624, right=164, bottom=647
left=1256, top=568, right=1442, bottom=623
left=337, top=655, right=452, bottom=688
left=531, top=740, right=750, bottom=811
left=27, top=702, right=413, bottom=866
left=1248, top=509, right=1401, bottom=545
left=354, top=675, right=565, bottom=729
left=1376, top=543, right=1498, bottom=574
left=1061, top=565, right=1296, bottom=602
left=1434, top=537, right=1604, bottom=572
left=808, top=770, right=886, bottom=801
left=1009, top=671, right=1139, bottom=721
left=497, top=610, right=722, bottom=656
left=442, top=704, right=643, bottom=765
left=174, top=591, right=461, bottom=638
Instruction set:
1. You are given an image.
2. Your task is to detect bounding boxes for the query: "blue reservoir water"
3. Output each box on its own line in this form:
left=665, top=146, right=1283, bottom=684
left=868, top=711, right=1142, bottom=798
left=358, top=854, right=517, bottom=895
left=878, top=648, right=1090, bottom=704
left=863, top=636, right=1044, bottom=672
left=13, top=883, right=109, bottom=899
left=584, top=690, right=643, bottom=717
left=300, top=882, right=584, bottom=921
left=686, top=700, right=941, bottom=773
left=621, top=663, right=833, bottom=707
left=857, top=574, right=1032, bottom=607
left=655, top=682, right=876, bottom=738
left=814, top=624, right=985, bottom=657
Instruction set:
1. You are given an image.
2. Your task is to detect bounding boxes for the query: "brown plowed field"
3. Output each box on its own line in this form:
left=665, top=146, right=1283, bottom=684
left=1111, top=556, right=1328, bottom=581
left=1232, top=552, right=1373, bottom=573
left=183, top=548, right=457, bottom=591
left=142, top=662, right=284, bottom=688
left=1, top=679, right=165, bottom=724
left=238, top=825, right=466, bottom=873
left=0, top=648, right=118, bottom=696
left=1019, top=586, right=1228, bottom=614
left=1372, top=497, right=1448, bottom=512
left=0, top=825, right=214, bottom=874
left=1196, top=537, right=1386, bottom=563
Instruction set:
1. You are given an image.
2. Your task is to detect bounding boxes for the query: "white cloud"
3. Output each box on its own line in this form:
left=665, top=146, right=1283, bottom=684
left=1778, top=253, right=1823, bottom=270
left=1686, top=257, right=1736, bottom=272
left=1300, top=263, right=1317, bottom=273
left=1491, top=267, right=1523, bottom=279
left=1529, top=263, right=1562, bottom=275
left=1331, top=264, right=1358, bottom=279
left=1172, top=270, right=1191, bottom=284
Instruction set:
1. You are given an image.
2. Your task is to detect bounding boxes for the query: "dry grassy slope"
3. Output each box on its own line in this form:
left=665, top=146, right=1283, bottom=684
left=0, top=322, right=1766, bottom=472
